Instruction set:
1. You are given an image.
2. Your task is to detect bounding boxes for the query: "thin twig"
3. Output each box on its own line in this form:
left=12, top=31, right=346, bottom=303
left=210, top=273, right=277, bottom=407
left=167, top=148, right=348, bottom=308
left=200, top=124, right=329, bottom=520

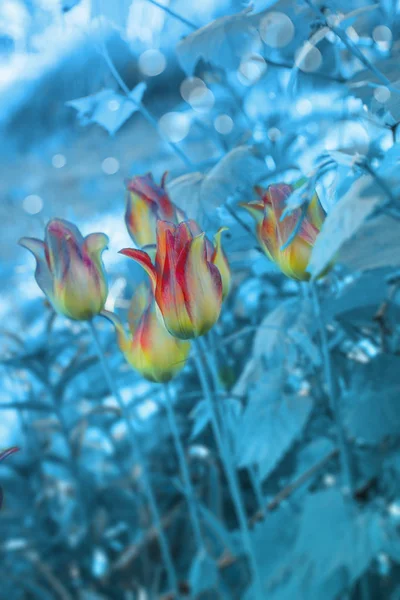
left=100, top=38, right=194, bottom=169
left=145, top=0, right=198, bottom=29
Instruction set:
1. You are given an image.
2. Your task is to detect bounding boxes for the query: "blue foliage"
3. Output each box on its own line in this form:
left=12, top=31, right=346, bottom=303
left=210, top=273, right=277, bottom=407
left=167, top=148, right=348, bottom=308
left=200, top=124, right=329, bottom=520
left=2, top=0, right=400, bottom=598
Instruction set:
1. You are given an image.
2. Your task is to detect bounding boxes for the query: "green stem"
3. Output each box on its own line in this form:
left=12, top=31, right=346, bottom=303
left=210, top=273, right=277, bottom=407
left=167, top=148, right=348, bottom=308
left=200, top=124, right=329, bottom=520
left=311, top=284, right=371, bottom=599
left=310, top=284, right=355, bottom=493
left=163, top=383, right=205, bottom=552
left=200, top=337, right=265, bottom=515
left=192, top=339, right=264, bottom=599
left=88, top=320, right=179, bottom=596
left=48, top=387, right=87, bottom=519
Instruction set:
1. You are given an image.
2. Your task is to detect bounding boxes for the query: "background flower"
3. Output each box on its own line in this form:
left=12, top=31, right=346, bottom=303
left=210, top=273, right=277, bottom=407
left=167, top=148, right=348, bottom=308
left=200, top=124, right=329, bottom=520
left=19, top=219, right=109, bottom=320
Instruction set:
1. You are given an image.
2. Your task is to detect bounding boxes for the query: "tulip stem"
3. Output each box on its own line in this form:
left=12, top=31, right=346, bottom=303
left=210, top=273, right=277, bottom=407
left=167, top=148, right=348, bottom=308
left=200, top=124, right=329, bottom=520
left=163, top=383, right=205, bottom=553
left=200, top=336, right=266, bottom=515
left=310, top=284, right=372, bottom=599
left=192, top=338, right=264, bottom=599
left=88, top=320, right=179, bottom=597
left=309, top=284, right=354, bottom=493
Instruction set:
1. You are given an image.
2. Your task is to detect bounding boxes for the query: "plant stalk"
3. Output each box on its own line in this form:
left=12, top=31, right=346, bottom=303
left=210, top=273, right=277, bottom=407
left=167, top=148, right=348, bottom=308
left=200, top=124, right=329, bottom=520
left=309, top=283, right=355, bottom=493
left=192, top=338, right=264, bottom=599
left=163, top=383, right=204, bottom=552
left=88, top=319, right=179, bottom=596
left=199, top=336, right=265, bottom=515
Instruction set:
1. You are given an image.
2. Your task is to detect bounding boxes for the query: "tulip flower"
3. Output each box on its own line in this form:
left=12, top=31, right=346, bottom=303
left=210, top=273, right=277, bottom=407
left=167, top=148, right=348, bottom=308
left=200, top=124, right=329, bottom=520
left=102, top=283, right=190, bottom=383
left=19, top=219, right=109, bottom=320
left=120, top=220, right=230, bottom=339
left=125, top=172, right=185, bottom=248
left=241, top=183, right=326, bottom=281
left=0, top=446, right=19, bottom=509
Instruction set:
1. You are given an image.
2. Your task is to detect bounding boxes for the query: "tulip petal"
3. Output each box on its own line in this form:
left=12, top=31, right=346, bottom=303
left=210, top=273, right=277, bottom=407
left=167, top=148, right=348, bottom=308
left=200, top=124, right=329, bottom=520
left=119, top=248, right=157, bottom=291
left=156, top=230, right=194, bottom=339
left=239, top=201, right=264, bottom=223
left=128, top=282, right=151, bottom=334
left=176, top=233, right=222, bottom=337
left=83, top=232, right=109, bottom=266
left=259, top=206, right=278, bottom=259
left=174, top=221, right=194, bottom=256
left=155, top=220, right=177, bottom=279
left=125, top=188, right=158, bottom=247
left=135, top=294, right=191, bottom=382
left=101, top=310, right=131, bottom=354
left=45, top=219, right=84, bottom=281
left=46, top=220, right=109, bottom=320
left=306, top=192, right=326, bottom=231
left=105, top=289, right=190, bottom=383
left=212, top=227, right=231, bottom=300
left=18, top=237, right=54, bottom=301
left=128, top=173, right=175, bottom=220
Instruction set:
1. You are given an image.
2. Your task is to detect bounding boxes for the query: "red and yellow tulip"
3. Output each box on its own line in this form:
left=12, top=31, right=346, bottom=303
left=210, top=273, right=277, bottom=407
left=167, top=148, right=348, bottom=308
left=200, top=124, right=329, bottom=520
left=102, top=283, right=190, bottom=383
left=241, top=182, right=325, bottom=281
left=120, top=220, right=230, bottom=340
left=19, top=219, right=109, bottom=320
left=125, top=172, right=185, bottom=248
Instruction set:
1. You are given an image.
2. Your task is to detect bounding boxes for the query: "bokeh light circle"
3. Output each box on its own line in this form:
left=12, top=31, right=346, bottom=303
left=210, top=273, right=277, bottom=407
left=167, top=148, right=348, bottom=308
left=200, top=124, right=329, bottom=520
left=237, top=54, right=267, bottom=86
left=158, top=112, right=190, bottom=142
left=295, top=43, right=322, bottom=72
left=180, top=77, right=206, bottom=103
left=374, top=86, right=391, bottom=103
left=188, top=87, right=215, bottom=112
left=295, top=98, right=312, bottom=116
left=373, top=25, right=392, bottom=44
left=259, top=12, right=295, bottom=48
left=214, top=114, right=234, bottom=134
left=101, top=157, right=120, bottom=175
left=268, top=127, right=281, bottom=142
left=138, top=49, right=166, bottom=77
left=108, top=99, right=120, bottom=112
left=52, top=154, right=66, bottom=168
left=23, top=194, right=43, bottom=214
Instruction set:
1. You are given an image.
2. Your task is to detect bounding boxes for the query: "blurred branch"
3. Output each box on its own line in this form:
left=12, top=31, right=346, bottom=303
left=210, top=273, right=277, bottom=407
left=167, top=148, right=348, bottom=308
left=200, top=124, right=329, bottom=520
left=100, top=38, right=194, bottom=169
left=25, top=551, right=74, bottom=600
left=145, top=0, right=198, bottom=30
left=158, top=446, right=339, bottom=599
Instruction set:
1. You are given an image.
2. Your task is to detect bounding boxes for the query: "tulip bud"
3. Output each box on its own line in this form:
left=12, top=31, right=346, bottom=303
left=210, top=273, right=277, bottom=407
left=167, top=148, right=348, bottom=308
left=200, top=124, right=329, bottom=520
left=241, top=182, right=326, bottom=281
left=119, top=220, right=230, bottom=339
left=102, top=283, right=190, bottom=383
left=125, top=172, right=185, bottom=248
left=19, top=219, right=108, bottom=320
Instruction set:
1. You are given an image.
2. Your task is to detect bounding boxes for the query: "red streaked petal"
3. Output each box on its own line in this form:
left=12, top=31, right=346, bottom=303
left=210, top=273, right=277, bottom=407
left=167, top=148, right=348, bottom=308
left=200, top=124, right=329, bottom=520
left=45, top=218, right=84, bottom=282
left=174, top=221, right=194, bottom=257
left=177, top=233, right=222, bottom=337
left=125, top=188, right=158, bottom=247
left=119, top=248, right=157, bottom=290
left=267, top=184, right=294, bottom=214
left=127, top=173, right=175, bottom=221
left=155, top=220, right=177, bottom=277
left=156, top=231, right=193, bottom=339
